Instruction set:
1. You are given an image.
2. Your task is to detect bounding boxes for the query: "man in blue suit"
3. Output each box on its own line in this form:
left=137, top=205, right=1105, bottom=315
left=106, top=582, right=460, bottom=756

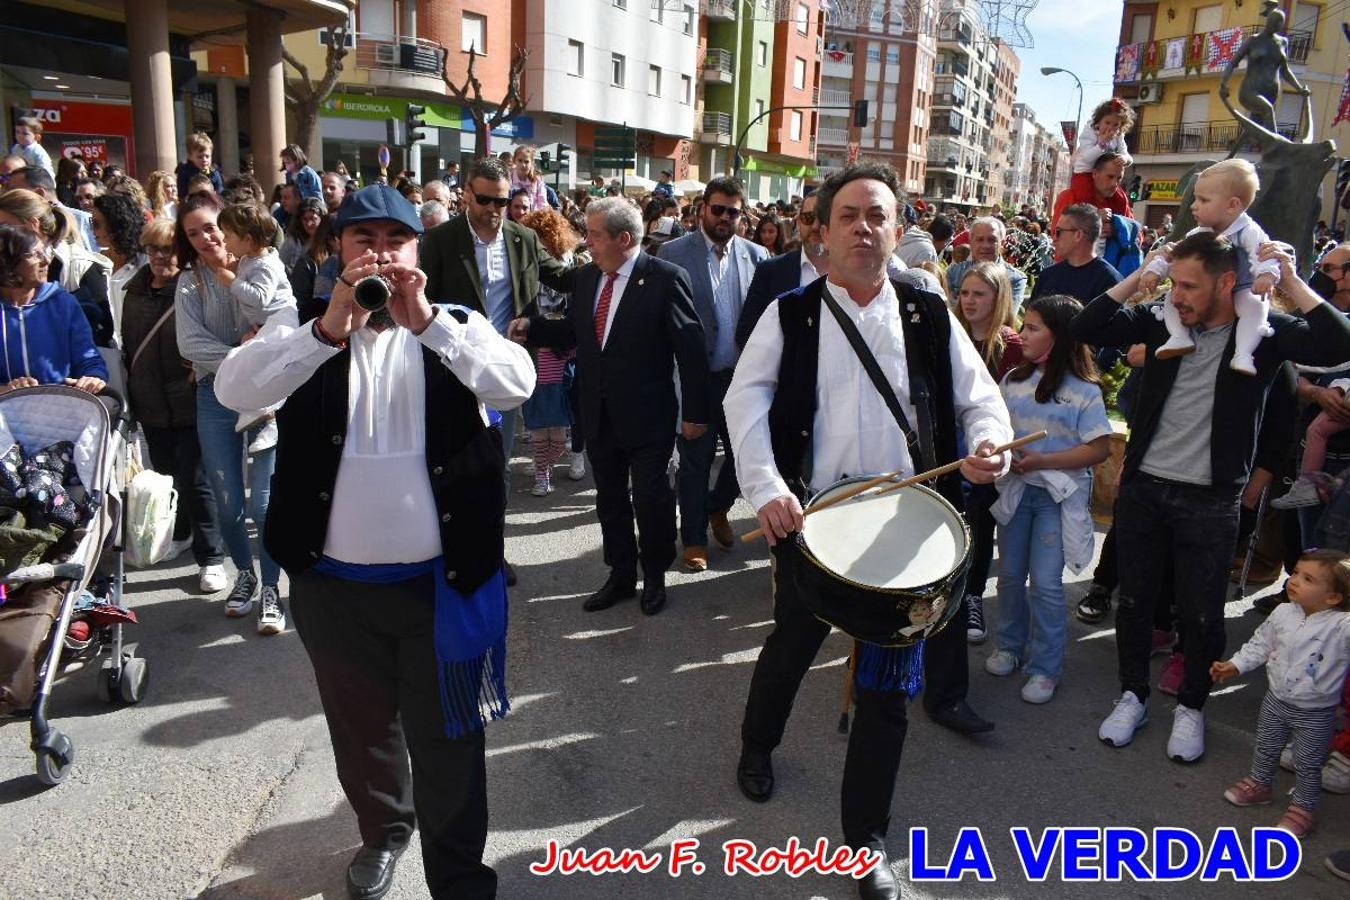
left=736, top=192, right=828, bottom=350
left=658, top=176, right=769, bottom=569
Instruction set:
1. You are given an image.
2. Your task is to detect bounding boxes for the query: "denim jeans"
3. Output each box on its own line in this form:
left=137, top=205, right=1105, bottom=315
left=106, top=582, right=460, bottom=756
left=677, top=369, right=738, bottom=547
left=995, top=485, right=1067, bottom=680
left=499, top=406, right=519, bottom=504
left=195, top=375, right=280, bottom=586
left=1114, top=473, right=1240, bottom=710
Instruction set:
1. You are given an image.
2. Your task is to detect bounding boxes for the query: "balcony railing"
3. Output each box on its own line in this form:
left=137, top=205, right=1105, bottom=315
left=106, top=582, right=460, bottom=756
left=1132, top=118, right=1299, bottom=155
left=1115, top=26, right=1311, bottom=84
left=820, top=88, right=852, bottom=106
left=353, top=33, right=446, bottom=77
left=701, top=111, right=732, bottom=137
left=704, top=0, right=735, bottom=21
left=702, top=47, right=734, bottom=82
left=818, top=126, right=849, bottom=145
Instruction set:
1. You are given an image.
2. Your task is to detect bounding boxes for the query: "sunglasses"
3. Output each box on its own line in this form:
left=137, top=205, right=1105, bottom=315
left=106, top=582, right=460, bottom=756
left=474, top=193, right=510, bottom=208
left=1053, top=227, right=1080, bottom=238
left=1319, top=261, right=1350, bottom=276
left=798, top=211, right=817, bottom=225
left=709, top=203, right=743, bottom=220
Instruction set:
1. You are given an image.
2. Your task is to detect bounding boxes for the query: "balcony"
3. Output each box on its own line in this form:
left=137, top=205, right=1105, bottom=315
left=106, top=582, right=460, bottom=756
left=926, top=137, right=963, bottom=170
left=818, top=126, right=849, bottom=146
left=354, top=34, right=447, bottom=91
left=820, top=88, right=852, bottom=107
left=700, top=110, right=732, bottom=144
left=702, top=47, right=734, bottom=84
left=935, top=58, right=969, bottom=78
left=704, top=0, right=735, bottom=22
left=1115, top=26, right=1311, bottom=84
left=822, top=49, right=854, bottom=80
left=1132, top=118, right=1299, bottom=156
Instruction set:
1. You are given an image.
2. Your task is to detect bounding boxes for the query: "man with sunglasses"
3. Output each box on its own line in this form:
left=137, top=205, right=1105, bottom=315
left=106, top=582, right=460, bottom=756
left=736, top=191, right=829, bottom=350
left=420, top=157, right=576, bottom=586
left=1030, top=203, right=1122, bottom=303
left=656, top=176, right=770, bottom=568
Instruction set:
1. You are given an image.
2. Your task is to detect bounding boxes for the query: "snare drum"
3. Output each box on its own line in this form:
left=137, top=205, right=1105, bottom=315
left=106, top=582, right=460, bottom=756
left=780, top=477, right=971, bottom=647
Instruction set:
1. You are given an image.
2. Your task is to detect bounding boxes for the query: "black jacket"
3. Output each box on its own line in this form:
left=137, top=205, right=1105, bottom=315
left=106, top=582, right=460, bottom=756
left=527, top=252, right=710, bottom=449
left=1071, top=294, right=1350, bottom=485
left=420, top=215, right=574, bottom=318
left=736, top=249, right=803, bottom=351
left=120, top=266, right=194, bottom=430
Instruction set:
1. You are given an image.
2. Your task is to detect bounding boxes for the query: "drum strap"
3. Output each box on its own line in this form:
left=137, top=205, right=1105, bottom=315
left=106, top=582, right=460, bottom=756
left=819, top=289, right=928, bottom=469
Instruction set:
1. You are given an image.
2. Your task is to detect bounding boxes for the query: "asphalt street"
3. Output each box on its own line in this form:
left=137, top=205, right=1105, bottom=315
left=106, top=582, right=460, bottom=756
left=1, top=452, right=1348, bottom=900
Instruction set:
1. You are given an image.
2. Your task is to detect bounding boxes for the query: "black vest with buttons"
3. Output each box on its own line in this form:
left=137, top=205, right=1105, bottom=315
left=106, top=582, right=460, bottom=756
left=767, top=277, right=964, bottom=511
left=264, top=321, right=506, bottom=592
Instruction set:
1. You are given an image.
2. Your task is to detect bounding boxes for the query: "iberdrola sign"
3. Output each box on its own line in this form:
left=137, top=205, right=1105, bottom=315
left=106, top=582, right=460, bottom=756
left=323, top=93, right=460, bottom=128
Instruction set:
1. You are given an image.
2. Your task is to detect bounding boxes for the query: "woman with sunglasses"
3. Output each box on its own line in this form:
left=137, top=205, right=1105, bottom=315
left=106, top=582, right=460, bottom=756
left=122, top=218, right=228, bottom=594
left=0, top=223, right=106, bottom=394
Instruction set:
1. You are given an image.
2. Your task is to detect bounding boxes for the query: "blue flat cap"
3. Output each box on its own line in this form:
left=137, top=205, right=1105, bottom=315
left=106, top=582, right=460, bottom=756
left=334, top=184, right=424, bottom=234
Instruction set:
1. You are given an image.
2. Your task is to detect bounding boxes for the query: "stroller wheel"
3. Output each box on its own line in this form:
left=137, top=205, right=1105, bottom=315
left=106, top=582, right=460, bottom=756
left=118, top=656, right=148, bottom=704
left=35, top=731, right=75, bottom=787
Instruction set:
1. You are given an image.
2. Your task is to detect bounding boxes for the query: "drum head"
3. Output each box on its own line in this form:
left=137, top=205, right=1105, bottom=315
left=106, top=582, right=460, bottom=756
left=800, top=481, right=966, bottom=592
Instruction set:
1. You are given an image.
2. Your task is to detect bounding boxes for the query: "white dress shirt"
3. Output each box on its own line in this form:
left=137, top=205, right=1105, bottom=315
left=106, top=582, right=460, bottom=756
left=596, top=249, right=641, bottom=348
left=213, top=307, right=535, bottom=564
left=726, top=277, right=1012, bottom=512
left=799, top=253, right=822, bottom=288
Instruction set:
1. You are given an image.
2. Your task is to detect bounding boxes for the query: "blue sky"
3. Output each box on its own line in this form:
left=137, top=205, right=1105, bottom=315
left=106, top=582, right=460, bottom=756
left=1003, top=0, right=1123, bottom=144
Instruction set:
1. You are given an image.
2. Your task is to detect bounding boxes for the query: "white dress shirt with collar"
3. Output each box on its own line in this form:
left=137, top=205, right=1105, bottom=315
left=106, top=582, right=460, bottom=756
left=725, top=277, right=1012, bottom=512
left=799, top=252, right=822, bottom=288
left=213, top=307, right=535, bottom=564
left=596, top=248, right=641, bottom=348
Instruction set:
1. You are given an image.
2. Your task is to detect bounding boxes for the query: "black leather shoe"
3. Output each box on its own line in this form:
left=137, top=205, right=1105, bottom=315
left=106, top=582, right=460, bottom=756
left=639, top=574, right=666, bottom=615
left=347, top=845, right=404, bottom=900
left=736, top=745, right=774, bottom=802
left=857, top=847, right=901, bottom=899
left=504, top=560, right=518, bottom=587
left=929, top=700, right=995, bottom=734
left=583, top=571, right=637, bottom=612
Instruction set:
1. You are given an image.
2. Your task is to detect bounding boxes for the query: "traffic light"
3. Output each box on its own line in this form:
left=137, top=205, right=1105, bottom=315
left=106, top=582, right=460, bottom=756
left=1127, top=175, right=1142, bottom=202
left=385, top=117, right=401, bottom=147
left=853, top=100, right=870, bottom=128
left=538, top=150, right=552, bottom=173
left=556, top=144, right=571, bottom=170
left=405, top=104, right=427, bottom=147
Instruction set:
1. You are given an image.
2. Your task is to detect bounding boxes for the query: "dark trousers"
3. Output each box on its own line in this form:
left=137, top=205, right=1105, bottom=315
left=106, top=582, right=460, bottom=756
left=921, top=590, right=970, bottom=713
left=964, top=482, right=997, bottom=597
left=588, top=419, right=678, bottom=579
left=141, top=424, right=225, bottom=567
left=290, top=570, right=496, bottom=900
left=1093, top=508, right=1177, bottom=633
left=676, top=368, right=739, bottom=547
left=741, top=554, right=908, bottom=849
left=1114, top=474, right=1240, bottom=710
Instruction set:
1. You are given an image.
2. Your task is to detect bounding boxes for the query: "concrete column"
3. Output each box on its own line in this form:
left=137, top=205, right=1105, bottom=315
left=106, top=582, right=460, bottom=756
left=216, top=78, right=240, bottom=176
left=125, top=0, right=177, bottom=177
left=246, top=8, right=286, bottom=195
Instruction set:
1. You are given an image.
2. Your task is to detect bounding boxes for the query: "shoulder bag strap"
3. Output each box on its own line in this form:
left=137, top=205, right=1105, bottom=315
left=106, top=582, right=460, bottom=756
left=129, top=306, right=176, bottom=372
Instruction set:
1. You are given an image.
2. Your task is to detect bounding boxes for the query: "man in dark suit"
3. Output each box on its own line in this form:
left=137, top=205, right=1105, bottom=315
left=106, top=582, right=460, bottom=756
left=736, top=191, right=828, bottom=350
left=509, top=198, right=709, bottom=615
left=420, top=157, right=575, bottom=585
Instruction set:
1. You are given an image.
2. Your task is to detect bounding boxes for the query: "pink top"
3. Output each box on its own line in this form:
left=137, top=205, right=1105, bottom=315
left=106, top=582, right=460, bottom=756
left=511, top=172, right=549, bottom=212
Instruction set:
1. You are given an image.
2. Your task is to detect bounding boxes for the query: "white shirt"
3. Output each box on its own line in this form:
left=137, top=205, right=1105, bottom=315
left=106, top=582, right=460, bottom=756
left=213, top=307, right=536, bottom=564
left=800, top=253, right=822, bottom=288
left=108, top=255, right=144, bottom=347
left=726, top=278, right=1012, bottom=512
left=1231, top=602, right=1350, bottom=709
left=596, top=249, right=640, bottom=348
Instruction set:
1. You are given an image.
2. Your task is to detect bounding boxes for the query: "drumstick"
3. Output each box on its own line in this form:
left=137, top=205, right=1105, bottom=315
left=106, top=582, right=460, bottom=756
left=741, top=431, right=1047, bottom=543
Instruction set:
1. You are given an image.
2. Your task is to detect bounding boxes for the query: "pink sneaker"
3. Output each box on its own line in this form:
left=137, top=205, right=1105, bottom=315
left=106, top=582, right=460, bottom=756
left=1223, top=776, right=1273, bottom=807
left=1151, top=629, right=1177, bottom=657
left=1158, top=652, right=1184, bottom=696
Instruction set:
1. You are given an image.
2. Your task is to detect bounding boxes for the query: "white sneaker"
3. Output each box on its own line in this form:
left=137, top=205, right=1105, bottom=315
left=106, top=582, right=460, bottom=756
left=567, top=450, right=586, bottom=481
left=1099, top=691, right=1149, bottom=747
left=1167, top=705, right=1206, bottom=762
left=225, top=570, right=258, bottom=617
left=199, top=564, right=228, bottom=594
left=984, top=649, right=1018, bottom=676
left=256, top=584, right=286, bottom=636
left=1021, top=675, right=1057, bottom=704
left=1271, top=475, right=1324, bottom=510
left=1229, top=354, right=1257, bottom=376
left=1324, top=751, right=1350, bottom=794
left=165, top=537, right=193, bottom=562
left=247, top=418, right=278, bottom=454
left=1155, top=335, right=1196, bottom=360
left=531, top=476, right=552, bottom=497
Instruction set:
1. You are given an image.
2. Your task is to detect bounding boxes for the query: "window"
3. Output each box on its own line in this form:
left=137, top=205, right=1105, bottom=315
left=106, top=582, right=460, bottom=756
left=1291, top=2, right=1321, bottom=43
left=461, top=12, right=486, bottom=53
left=681, top=74, right=692, bottom=105
left=1192, top=5, right=1222, bottom=34
left=755, top=99, right=766, bottom=121
left=648, top=65, right=661, bottom=97
left=790, top=110, right=803, bottom=141
left=757, top=41, right=768, bottom=66
left=611, top=53, right=625, bottom=87
left=886, top=46, right=899, bottom=65
left=650, top=0, right=662, bottom=22
left=792, top=57, right=806, bottom=90
left=867, top=46, right=881, bottom=62
left=567, top=40, right=583, bottom=77
left=796, top=2, right=810, bottom=34
left=684, top=4, right=695, bottom=35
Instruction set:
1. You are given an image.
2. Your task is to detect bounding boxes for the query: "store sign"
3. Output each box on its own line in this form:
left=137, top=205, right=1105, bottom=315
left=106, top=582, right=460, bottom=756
left=322, top=92, right=459, bottom=128
left=461, top=112, right=534, bottom=139
left=61, top=138, right=110, bottom=165
left=1147, top=179, right=1180, bottom=201
left=23, top=100, right=133, bottom=174
left=740, top=157, right=818, bottom=178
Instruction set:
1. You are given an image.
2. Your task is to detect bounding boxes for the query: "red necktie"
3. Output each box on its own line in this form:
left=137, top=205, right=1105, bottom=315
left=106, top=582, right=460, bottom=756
left=593, top=271, right=619, bottom=347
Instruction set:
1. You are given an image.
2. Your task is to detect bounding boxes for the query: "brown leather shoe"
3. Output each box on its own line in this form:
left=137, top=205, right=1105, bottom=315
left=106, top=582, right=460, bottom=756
left=682, top=546, right=709, bottom=572
left=709, top=512, right=735, bottom=549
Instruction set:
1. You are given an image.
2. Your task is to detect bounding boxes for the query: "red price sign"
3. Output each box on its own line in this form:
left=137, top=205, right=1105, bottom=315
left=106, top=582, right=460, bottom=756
left=62, top=139, right=109, bottom=164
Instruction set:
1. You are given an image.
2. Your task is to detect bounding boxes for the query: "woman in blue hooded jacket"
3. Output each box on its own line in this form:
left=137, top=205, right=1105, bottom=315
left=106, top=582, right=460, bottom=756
left=0, top=223, right=107, bottom=393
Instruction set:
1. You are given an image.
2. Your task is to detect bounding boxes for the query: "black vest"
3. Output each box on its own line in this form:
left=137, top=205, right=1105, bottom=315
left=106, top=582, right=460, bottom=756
left=265, top=321, right=506, bottom=592
left=767, top=278, right=964, bottom=511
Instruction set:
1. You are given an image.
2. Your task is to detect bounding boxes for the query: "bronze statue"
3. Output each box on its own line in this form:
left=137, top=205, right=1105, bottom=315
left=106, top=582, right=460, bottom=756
left=1219, top=1, right=1312, bottom=143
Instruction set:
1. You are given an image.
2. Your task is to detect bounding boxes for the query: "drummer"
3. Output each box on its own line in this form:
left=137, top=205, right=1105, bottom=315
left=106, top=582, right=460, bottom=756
left=725, top=162, right=1012, bottom=900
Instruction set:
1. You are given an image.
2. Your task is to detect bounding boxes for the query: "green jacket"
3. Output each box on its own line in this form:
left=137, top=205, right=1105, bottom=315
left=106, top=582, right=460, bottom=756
left=419, top=215, right=574, bottom=319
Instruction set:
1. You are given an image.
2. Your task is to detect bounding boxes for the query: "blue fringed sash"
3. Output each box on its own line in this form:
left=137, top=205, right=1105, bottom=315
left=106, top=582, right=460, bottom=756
left=854, top=640, right=926, bottom=697
left=315, top=556, right=510, bottom=738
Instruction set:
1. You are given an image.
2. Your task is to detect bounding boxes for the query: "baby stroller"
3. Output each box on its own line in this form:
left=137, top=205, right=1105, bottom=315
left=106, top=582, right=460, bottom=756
left=0, top=385, right=143, bottom=786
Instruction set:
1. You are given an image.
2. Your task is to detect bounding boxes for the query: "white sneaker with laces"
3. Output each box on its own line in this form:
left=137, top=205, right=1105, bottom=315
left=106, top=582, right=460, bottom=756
left=257, top=585, right=286, bottom=636
left=1167, top=705, right=1206, bottom=762
left=1099, top=691, right=1148, bottom=747
left=984, top=649, right=1017, bottom=676
left=225, top=570, right=258, bottom=617
left=1271, top=476, right=1323, bottom=510
left=1021, top=675, right=1057, bottom=704
left=199, top=564, right=228, bottom=594
left=567, top=450, right=586, bottom=481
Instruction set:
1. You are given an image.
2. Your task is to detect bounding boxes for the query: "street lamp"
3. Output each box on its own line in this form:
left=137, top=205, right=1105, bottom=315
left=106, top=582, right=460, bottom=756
left=1040, top=66, right=1083, bottom=149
